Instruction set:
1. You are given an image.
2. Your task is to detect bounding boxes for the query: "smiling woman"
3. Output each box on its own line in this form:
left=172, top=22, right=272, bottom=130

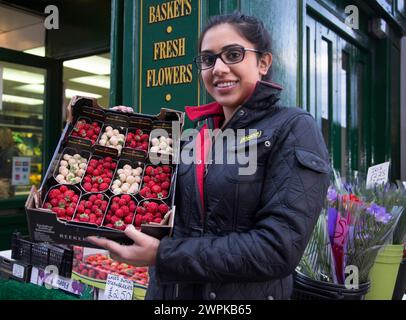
left=88, top=12, right=331, bottom=301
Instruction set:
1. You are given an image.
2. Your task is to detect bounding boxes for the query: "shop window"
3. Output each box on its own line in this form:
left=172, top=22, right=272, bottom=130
left=63, top=53, right=111, bottom=121
left=341, top=51, right=349, bottom=176
left=0, top=62, right=45, bottom=199
left=320, top=38, right=331, bottom=150
left=398, top=0, right=405, bottom=14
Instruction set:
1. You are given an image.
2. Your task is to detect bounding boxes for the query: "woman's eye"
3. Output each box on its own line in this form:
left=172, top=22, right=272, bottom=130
left=226, top=50, right=242, bottom=61
left=201, top=55, right=213, bottom=64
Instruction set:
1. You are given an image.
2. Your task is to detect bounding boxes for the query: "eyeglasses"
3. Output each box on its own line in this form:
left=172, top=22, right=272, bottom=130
left=194, top=46, right=263, bottom=70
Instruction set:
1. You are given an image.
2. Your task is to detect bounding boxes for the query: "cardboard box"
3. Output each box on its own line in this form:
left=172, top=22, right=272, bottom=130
left=25, top=97, right=183, bottom=248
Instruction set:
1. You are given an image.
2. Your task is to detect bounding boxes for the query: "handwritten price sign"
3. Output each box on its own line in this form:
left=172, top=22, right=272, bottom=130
left=103, top=274, right=133, bottom=300
left=366, top=162, right=390, bottom=189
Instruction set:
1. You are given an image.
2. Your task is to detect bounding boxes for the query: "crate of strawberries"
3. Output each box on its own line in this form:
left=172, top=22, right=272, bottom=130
left=71, top=247, right=148, bottom=299
left=25, top=97, right=184, bottom=248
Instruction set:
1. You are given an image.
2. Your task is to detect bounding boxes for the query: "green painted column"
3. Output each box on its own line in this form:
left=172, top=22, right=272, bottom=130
left=109, top=0, right=124, bottom=106
left=242, top=0, right=299, bottom=107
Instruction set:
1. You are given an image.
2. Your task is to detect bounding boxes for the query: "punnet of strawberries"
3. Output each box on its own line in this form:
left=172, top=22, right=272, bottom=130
left=134, top=200, right=169, bottom=229
left=73, top=193, right=109, bottom=226
left=139, top=165, right=171, bottom=199
left=104, top=194, right=137, bottom=230
left=82, top=156, right=117, bottom=193
left=71, top=118, right=101, bottom=145
left=43, top=185, right=80, bottom=221
left=72, top=251, right=149, bottom=285
left=125, top=129, right=149, bottom=152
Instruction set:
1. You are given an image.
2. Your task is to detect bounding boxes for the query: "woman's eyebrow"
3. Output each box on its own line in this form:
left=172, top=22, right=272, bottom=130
left=200, top=43, right=243, bottom=54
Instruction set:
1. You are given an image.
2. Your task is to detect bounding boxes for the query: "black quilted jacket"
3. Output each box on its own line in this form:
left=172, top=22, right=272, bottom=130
left=146, top=81, right=331, bottom=300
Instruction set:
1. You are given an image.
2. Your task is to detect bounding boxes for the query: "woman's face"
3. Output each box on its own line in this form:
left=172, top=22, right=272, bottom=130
left=199, top=23, right=271, bottom=109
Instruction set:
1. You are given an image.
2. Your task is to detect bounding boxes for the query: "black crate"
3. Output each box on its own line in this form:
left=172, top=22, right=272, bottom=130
left=11, top=232, right=73, bottom=278
left=0, top=255, right=32, bottom=283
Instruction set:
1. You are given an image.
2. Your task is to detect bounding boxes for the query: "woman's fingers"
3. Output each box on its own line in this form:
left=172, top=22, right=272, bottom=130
left=123, top=225, right=145, bottom=244
left=86, top=236, right=124, bottom=255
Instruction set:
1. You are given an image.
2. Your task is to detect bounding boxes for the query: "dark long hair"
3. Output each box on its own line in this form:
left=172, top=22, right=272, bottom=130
left=198, top=11, right=272, bottom=80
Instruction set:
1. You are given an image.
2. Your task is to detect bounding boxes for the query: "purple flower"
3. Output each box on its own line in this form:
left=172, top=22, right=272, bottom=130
left=327, top=187, right=338, bottom=202
left=344, top=183, right=353, bottom=194
left=367, top=203, right=391, bottom=224
left=376, top=213, right=392, bottom=224
left=328, top=208, right=338, bottom=241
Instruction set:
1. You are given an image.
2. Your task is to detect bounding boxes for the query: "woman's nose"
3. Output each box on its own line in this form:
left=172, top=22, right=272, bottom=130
left=212, top=57, right=230, bottom=75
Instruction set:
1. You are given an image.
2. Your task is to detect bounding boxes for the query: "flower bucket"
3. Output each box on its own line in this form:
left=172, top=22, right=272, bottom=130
left=292, top=271, right=370, bottom=300
left=392, top=257, right=406, bottom=300
left=365, top=244, right=404, bottom=300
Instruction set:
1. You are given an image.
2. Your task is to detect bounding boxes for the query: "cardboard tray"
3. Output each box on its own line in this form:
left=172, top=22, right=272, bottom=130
left=25, top=97, right=182, bottom=248
left=25, top=187, right=175, bottom=248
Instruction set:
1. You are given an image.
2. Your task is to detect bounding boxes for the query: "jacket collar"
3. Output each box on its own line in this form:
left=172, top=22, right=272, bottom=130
left=185, top=81, right=283, bottom=123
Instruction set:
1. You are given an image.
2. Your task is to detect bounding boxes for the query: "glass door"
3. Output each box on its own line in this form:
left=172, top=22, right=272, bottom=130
left=305, top=15, right=370, bottom=179
left=0, top=48, right=62, bottom=203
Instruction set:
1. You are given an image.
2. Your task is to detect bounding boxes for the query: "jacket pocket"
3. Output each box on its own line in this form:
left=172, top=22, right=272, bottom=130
left=294, top=147, right=330, bottom=174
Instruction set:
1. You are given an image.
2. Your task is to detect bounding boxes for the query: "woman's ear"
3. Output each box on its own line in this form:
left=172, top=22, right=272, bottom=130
left=259, top=52, right=273, bottom=77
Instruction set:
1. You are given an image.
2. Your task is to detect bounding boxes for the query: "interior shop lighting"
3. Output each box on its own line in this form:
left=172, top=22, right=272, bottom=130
left=63, top=56, right=111, bottom=75
left=15, top=84, right=44, bottom=94
left=65, top=89, right=102, bottom=99
left=2, top=68, right=44, bottom=84
left=2, top=94, right=43, bottom=105
left=69, top=75, right=110, bottom=89
left=24, top=47, right=46, bottom=57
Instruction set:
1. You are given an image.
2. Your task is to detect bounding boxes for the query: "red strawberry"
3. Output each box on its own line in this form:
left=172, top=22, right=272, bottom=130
left=158, top=204, right=169, bottom=214
left=66, top=207, right=75, bottom=217
left=111, top=216, right=120, bottom=224
left=136, top=206, right=146, bottom=215
left=151, top=185, right=162, bottom=194
left=124, top=215, right=134, bottom=224
left=139, top=187, right=151, bottom=197
left=83, top=183, right=92, bottom=191
left=121, top=206, right=129, bottom=216
left=145, top=202, right=159, bottom=213
left=79, top=213, right=89, bottom=222
left=115, top=209, right=125, bottom=218
left=114, top=220, right=126, bottom=231
left=145, top=166, right=154, bottom=175
left=162, top=165, right=171, bottom=173
left=99, top=183, right=109, bottom=191
left=161, top=181, right=170, bottom=190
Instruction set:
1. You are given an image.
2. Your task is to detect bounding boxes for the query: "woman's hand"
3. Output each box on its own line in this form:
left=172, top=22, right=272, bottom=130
left=86, top=225, right=160, bottom=267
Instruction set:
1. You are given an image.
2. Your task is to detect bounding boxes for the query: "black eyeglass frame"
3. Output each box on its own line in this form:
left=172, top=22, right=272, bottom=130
left=193, top=46, right=263, bottom=70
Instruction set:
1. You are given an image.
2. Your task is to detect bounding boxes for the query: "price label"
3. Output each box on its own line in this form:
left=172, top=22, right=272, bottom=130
left=30, top=267, right=39, bottom=284
left=103, top=274, right=133, bottom=300
left=12, top=263, right=25, bottom=279
left=366, top=162, right=390, bottom=189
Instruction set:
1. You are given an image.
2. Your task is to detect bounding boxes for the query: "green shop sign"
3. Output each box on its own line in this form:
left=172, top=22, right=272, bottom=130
left=138, top=0, right=201, bottom=115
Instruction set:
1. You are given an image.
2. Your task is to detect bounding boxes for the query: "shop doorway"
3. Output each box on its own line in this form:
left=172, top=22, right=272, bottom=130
left=305, top=15, right=370, bottom=178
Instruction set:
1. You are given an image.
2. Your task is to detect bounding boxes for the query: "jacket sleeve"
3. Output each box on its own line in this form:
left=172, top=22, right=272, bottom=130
left=155, top=113, right=331, bottom=284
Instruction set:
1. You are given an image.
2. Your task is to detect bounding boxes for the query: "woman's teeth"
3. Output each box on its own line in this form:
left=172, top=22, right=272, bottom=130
left=216, top=81, right=237, bottom=88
